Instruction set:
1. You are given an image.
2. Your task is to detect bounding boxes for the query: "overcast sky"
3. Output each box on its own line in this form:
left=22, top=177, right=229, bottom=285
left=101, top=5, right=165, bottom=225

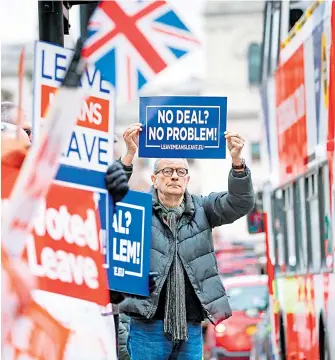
left=1, top=0, right=206, bottom=85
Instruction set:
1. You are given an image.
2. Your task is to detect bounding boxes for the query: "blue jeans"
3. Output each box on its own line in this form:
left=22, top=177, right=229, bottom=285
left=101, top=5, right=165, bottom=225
left=127, top=319, right=203, bottom=360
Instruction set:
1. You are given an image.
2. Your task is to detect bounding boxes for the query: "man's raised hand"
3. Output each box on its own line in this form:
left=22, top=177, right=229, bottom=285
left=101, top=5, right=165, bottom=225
left=123, top=123, right=142, bottom=155
left=121, top=123, right=142, bottom=166
left=224, top=131, right=245, bottom=161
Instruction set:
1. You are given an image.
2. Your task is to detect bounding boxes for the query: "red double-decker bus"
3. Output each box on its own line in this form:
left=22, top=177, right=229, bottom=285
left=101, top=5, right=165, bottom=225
left=252, top=1, right=335, bottom=359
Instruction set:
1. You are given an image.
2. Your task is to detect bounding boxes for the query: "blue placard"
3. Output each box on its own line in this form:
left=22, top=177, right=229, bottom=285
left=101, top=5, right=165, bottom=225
left=106, top=190, right=152, bottom=297
left=139, top=96, right=227, bottom=159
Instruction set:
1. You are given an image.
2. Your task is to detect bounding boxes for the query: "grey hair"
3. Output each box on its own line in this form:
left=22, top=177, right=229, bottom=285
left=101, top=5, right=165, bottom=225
left=1, top=102, right=18, bottom=124
left=153, top=158, right=189, bottom=174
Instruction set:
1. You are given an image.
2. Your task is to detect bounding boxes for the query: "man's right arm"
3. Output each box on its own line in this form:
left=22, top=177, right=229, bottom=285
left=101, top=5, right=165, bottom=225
left=117, top=122, right=142, bottom=182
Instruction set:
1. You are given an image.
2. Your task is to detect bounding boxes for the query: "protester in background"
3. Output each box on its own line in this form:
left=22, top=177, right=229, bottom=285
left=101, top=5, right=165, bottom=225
left=1, top=121, right=33, bottom=347
left=107, top=123, right=255, bottom=360
left=1, top=102, right=32, bottom=141
left=1, top=122, right=30, bottom=162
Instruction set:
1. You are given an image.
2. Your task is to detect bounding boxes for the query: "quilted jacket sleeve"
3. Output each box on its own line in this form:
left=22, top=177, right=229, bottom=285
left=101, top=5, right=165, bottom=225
left=117, top=158, right=133, bottom=182
left=118, top=314, right=131, bottom=360
left=202, top=168, right=255, bottom=228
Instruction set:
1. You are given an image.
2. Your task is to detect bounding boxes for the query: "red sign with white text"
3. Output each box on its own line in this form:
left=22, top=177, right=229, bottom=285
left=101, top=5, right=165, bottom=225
left=1, top=246, right=35, bottom=346
left=327, top=1, right=335, bottom=211
left=41, top=85, right=110, bottom=133
left=276, top=44, right=307, bottom=184
left=2, top=164, right=109, bottom=306
left=3, top=300, right=70, bottom=360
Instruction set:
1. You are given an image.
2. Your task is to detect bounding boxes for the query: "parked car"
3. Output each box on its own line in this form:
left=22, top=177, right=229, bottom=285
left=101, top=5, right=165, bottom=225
left=204, top=275, right=269, bottom=360
left=215, top=246, right=263, bottom=278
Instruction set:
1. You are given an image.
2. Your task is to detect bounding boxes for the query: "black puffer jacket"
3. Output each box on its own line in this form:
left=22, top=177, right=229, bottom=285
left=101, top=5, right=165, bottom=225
left=118, top=313, right=130, bottom=360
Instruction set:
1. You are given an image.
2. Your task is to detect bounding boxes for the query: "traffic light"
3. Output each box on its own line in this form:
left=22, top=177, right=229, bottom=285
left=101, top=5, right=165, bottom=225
left=247, top=191, right=264, bottom=234
left=38, top=1, right=99, bottom=47
left=247, top=208, right=264, bottom=234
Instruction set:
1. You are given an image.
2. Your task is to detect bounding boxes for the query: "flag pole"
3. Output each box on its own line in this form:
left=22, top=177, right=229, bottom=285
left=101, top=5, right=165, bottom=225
left=16, top=47, right=25, bottom=139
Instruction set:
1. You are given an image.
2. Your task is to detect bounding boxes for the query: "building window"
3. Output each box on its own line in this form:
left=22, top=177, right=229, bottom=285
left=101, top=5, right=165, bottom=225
left=1, top=88, right=13, bottom=102
left=251, top=142, right=261, bottom=161
left=247, top=43, right=261, bottom=86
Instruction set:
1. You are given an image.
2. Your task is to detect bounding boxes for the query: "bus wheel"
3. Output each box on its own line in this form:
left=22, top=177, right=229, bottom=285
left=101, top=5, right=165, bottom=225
left=319, top=318, right=329, bottom=360
left=279, top=317, right=287, bottom=360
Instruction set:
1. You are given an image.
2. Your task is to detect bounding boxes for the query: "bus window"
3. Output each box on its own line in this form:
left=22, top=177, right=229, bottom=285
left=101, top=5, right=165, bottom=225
left=283, top=186, right=296, bottom=270
left=305, top=173, right=321, bottom=272
left=289, top=1, right=313, bottom=31
left=299, top=177, right=309, bottom=270
left=294, top=180, right=306, bottom=270
left=289, top=8, right=303, bottom=31
left=319, top=165, right=333, bottom=270
left=272, top=189, right=287, bottom=272
left=269, top=1, right=281, bottom=73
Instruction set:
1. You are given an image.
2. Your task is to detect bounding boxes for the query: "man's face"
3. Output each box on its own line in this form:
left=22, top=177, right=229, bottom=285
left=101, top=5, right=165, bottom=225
left=1, top=123, right=30, bottom=161
left=151, top=159, right=190, bottom=197
left=22, top=123, right=32, bottom=141
left=9, top=108, right=32, bottom=142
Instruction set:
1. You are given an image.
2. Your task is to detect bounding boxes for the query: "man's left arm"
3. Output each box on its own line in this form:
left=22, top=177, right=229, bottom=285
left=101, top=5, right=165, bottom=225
left=202, top=131, right=255, bottom=228
left=203, top=167, right=255, bottom=228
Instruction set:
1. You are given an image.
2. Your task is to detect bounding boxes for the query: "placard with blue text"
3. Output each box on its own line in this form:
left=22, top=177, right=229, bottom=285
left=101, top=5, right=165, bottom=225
left=139, top=96, right=227, bottom=159
left=33, top=40, right=115, bottom=175
left=106, top=190, right=152, bottom=297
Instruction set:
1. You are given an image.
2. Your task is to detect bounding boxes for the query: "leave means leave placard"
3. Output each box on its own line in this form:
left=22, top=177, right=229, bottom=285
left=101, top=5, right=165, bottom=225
left=139, top=96, right=228, bottom=159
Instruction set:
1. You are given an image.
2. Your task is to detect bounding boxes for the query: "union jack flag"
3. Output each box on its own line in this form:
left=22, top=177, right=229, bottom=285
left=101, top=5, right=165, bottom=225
left=82, top=1, right=200, bottom=103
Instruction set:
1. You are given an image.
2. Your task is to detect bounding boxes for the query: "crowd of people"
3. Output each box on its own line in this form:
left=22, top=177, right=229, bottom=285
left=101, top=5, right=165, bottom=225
left=1, top=101, right=255, bottom=360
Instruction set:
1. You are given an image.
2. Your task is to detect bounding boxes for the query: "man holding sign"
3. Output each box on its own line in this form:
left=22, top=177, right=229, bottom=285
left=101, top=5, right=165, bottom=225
left=113, top=123, right=254, bottom=360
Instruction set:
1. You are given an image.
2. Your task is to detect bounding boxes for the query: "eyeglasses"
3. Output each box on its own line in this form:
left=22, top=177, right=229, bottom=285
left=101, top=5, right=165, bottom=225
left=155, top=167, right=188, bottom=177
left=1, top=123, right=32, bottom=138
left=23, top=128, right=32, bottom=137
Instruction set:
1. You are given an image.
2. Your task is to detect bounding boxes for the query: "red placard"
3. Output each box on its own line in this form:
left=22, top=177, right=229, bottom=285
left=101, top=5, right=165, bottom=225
left=3, top=299, right=70, bottom=360
left=2, top=158, right=109, bottom=306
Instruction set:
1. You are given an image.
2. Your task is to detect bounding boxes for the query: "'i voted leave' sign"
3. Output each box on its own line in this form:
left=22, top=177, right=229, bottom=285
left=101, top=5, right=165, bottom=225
left=106, top=190, right=152, bottom=297
left=139, top=96, right=227, bottom=159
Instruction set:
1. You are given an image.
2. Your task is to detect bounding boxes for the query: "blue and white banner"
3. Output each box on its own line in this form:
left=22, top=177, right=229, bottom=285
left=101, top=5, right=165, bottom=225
left=33, top=41, right=115, bottom=174
left=106, top=190, right=152, bottom=297
left=139, top=96, right=227, bottom=159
